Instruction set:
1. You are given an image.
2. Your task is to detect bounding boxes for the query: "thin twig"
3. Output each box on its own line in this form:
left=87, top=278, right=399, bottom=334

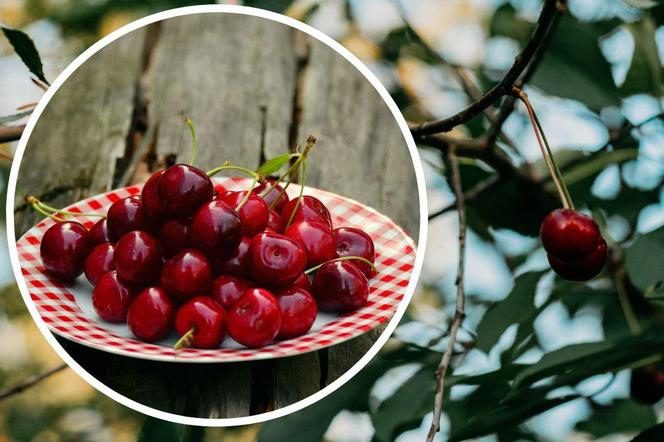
left=0, top=363, right=68, bottom=401
left=0, top=125, right=25, bottom=143
left=428, top=174, right=500, bottom=220
left=427, top=147, right=467, bottom=441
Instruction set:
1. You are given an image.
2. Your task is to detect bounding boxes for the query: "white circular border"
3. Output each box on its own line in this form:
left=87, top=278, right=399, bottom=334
left=6, top=5, right=428, bottom=427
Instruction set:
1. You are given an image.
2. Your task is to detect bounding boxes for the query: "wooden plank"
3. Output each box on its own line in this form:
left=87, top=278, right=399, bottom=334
left=14, top=29, right=146, bottom=237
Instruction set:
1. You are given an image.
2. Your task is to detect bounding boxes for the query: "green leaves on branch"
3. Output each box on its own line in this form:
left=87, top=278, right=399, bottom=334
left=1, top=26, right=49, bottom=85
left=622, top=18, right=663, bottom=97
left=625, top=226, right=664, bottom=294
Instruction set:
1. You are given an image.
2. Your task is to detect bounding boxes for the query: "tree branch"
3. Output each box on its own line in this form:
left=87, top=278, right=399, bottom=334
left=411, top=0, right=559, bottom=136
left=0, top=363, right=68, bottom=401
left=427, top=147, right=466, bottom=442
left=0, top=125, right=25, bottom=143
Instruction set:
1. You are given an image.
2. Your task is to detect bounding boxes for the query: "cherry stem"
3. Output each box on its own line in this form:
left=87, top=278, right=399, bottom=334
left=26, top=195, right=105, bottom=220
left=174, top=326, right=196, bottom=350
left=185, top=117, right=198, bottom=165
left=207, top=163, right=261, bottom=180
left=284, top=158, right=307, bottom=230
left=235, top=176, right=258, bottom=212
left=304, top=255, right=376, bottom=275
left=513, top=88, right=574, bottom=210
left=263, top=135, right=317, bottom=207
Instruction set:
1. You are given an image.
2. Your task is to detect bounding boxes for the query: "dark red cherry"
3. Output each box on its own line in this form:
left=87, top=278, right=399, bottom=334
left=274, top=287, right=317, bottom=340
left=157, top=164, right=213, bottom=216
left=630, top=366, right=664, bottom=405
left=107, top=196, right=145, bottom=242
left=211, top=275, right=254, bottom=310
left=292, top=273, right=312, bottom=291
left=40, top=221, right=90, bottom=280
left=189, top=200, right=242, bottom=255
left=88, top=218, right=111, bottom=247
left=161, top=249, right=213, bottom=302
left=267, top=210, right=282, bottom=233
left=175, top=296, right=226, bottom=349
left=113, top=231, right=163, bottom=286
left=249, top=232, right=306, bottom=288
left=253, top=179, right=289, bottom=213
left=227, top=288, right=281, bottom=348
left=92, top=271, right=137, bottom=322
left=548, top=239, right=608, bottom=281
left=334, top=227, right=376, bottom=277
left=540, top=209, right=602, bottom=262
left=284, top=220, right=336, bottom=266
left=312, top=260, right=369, bottom=312
left=212, top=236, right=251, bottom=277
left=141, top=170, right=167, bottom=219
left=280, top=195, right=332, bottom=230
left=84, top=243, right=115, bottom=285
left=218, top=190, right=269, bottom=236
left=127, top=287, right=175, bottom=342
left=159, top=217, right=190, bottom=257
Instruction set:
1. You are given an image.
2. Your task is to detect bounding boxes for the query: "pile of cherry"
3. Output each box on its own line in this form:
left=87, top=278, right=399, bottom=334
left=36, top=163, right=376, bottom=349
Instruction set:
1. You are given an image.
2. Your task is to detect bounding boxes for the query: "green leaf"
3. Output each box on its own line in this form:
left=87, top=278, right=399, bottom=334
left=622, top=18, right=663, bottom=97
left=138, top=418, right=204, bottom=442
left=475, top=271, right=545, bottom=353
left=632, top=422, right=664, bottom=441
left=623, top=0, right=660, bottom=9
left=0, top=110, right=32, bottom=125
left=559, top=149, right=639, bottom=189
left=1, top=26, right=49, bottom=85
left=575, top=399, right=657, bottom=438
left=625, top=226, right=664, bottom=292
left=255, top=152, right=299, bottom=175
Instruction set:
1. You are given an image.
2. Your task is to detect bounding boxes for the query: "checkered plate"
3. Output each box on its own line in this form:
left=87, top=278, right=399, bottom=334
left=16, top=177, right=416, bottom=362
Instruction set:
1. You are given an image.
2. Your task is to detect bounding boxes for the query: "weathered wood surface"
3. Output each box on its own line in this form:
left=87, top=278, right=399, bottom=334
left=15, top=13, right=418, bottom=418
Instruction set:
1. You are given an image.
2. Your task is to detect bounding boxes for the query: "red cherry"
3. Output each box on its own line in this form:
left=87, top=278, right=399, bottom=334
left=159, top=218, right=190, bottom=257
left=253, top=179, right=289, bottom=213
left=267, top=210, right=282, bottom=233
left=548, top=239, right=608, bottom=281
left=92, top=271, right=137, bottom=322
left=284, top=221, right=336, bottom=266
left=249, top=232, right=306, bottom=288
left=212, top=236, right=251, bottom=277
left=227, top=288, right=281, bottom=348
left=113, top=231, right=163, bottom=286
left=157, top=164, right=213, bottom=216
left=40, top=221, right=90, bottom=280
left=280, top=196, right=332, bottom=230
left=218, top=190, right=269, bottom=236
left=292, top=273, right=312, bottom=291
left=333, top=227, right=376, bottom=277
left=174, top=296, right=226, bottom=349
left=88, top=218, right=111, bottom=247
left=189, top=200, right=242, bottom=255
left=127, top=287, right=175, bottom=342
left=312, top=260, right=369, bottom=312
left=141, top=170, right=167, bottom=218
left=540, top=209, right=602, bottom=262
left=161, top=249, right=213, bottom=302
left=630, top=366, right=664, bottom=405
left=274, top=287, right=317, bottom=340
left=213, top=183, right=226, bottom=197
left=107, top=196, right=145, bottom=242
left=84, top=243, right=115, bottom=285
left=211, top=275, right=254, bottom=310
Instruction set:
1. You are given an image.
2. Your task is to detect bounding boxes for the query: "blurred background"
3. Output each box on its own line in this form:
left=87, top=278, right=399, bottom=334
left=2, top=0, right=664, bottom=441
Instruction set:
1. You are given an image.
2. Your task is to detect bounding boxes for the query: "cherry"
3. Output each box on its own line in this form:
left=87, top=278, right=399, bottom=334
left=280, top=196, right=332, bottom=230
left=141, top=170, right=167, bottom=219
left=253, top=179, right=289, bottom=213
left=127, top=287, right=175, bottom=342
left=630, top=366, right=664, bottom=405
left=211, top=275, right=254, bottom=310
left=249, top=232, right=306, bottom=288
left=218, top=190, right=269, bottom=236
left=174, top=296, right=226, bottom=349
left=88, top=218, right=111, bottom=247
left=540, top=209, right=602, bottom=262
left=189, top=199, right=242, bottom=255
left=312, top=260, right=369, bottom=312
left=40, top=221, right=90, bottom=280
left=159, top=217, right=190, bottom=257
left=548, top=239, right=608, bottom=281
left=113, top=230, right=163, bottom=286
left=334, top=227, right=375, bottom=277
left=92, top=271, right=137, bottom=322
left=84, top=243, right=115, bottom=285
left=212, top=236, right=251, bottom=277
left=213, top=183, right=226, bottom=197
left=267, top=210, right=282, bottom=233
left=161, top=249, right=213, bottom=302
left=157, top=164, right=213, bottom=216
left=292, top=273, right=312, bottom=291
left=227, top=288, right=281, bottom=348
left=274, top=287, right=317, bottom=340
left=284, top=220, right=336, bottom=266
left=107, top=196, right=145, bottom=241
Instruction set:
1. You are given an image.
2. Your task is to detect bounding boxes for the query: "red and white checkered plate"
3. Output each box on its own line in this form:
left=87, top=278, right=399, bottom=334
left=16, top=177, right=416, bottom=362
